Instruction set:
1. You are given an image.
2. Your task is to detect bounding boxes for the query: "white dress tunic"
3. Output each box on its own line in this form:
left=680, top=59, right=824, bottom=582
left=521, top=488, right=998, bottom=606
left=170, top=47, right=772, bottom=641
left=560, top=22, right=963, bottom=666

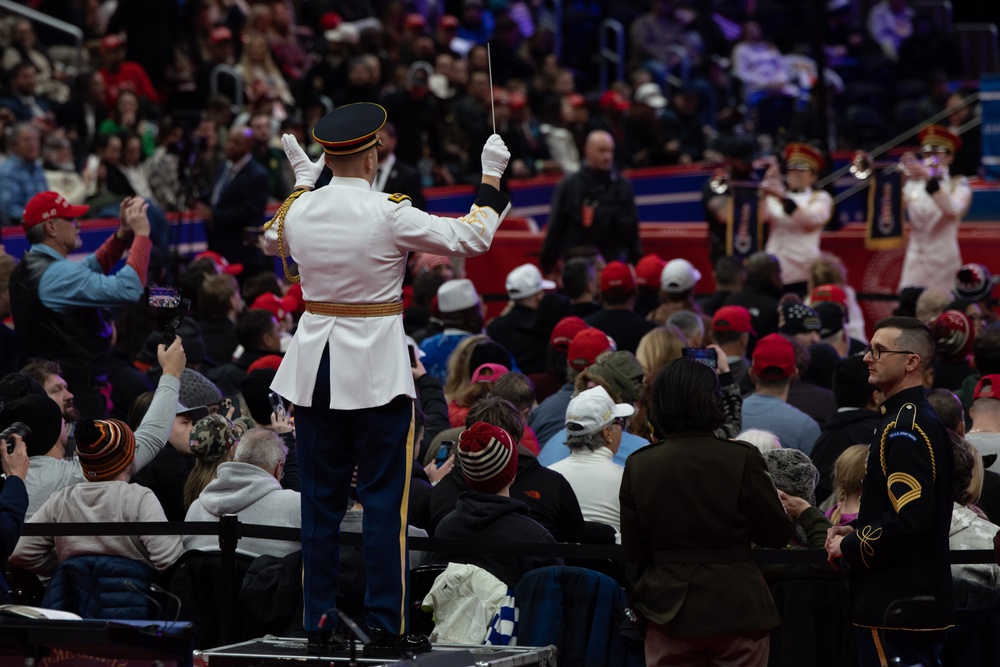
left=264, top=177, right=511, bottom=409
left=763, top=188, right=834, bottom=286
left=898, top=173, right=971, bottom=293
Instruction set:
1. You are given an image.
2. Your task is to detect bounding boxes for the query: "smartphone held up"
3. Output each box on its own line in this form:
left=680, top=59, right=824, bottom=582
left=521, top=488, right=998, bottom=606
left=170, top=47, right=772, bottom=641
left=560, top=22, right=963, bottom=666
left=682, top=347, right=718, bottom=369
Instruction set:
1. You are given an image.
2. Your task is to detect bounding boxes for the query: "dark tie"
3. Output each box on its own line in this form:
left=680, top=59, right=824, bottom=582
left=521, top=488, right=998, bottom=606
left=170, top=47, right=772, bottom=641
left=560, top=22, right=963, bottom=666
left=211, top=162, right=233, bottom=205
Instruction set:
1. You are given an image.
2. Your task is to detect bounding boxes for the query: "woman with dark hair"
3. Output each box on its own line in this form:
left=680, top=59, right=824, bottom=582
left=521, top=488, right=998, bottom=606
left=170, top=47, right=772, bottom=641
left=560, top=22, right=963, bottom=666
left=620, top=358, right=793, bottom=666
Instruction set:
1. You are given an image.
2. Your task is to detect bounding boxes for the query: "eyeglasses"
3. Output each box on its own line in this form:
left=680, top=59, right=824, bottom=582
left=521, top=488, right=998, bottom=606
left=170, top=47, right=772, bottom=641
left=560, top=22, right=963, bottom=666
left=612, top=417, right=628, bottom=429
left=861, top=346, right=917, bottom=361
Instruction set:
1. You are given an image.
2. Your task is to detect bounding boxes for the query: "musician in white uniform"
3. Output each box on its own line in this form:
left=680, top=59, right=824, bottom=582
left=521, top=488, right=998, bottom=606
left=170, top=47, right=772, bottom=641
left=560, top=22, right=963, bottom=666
left=263, top=102, right=511, bottom=657
left=761, top=142, right=833, bottom=296
left=898, top=124, right=972, bottom=294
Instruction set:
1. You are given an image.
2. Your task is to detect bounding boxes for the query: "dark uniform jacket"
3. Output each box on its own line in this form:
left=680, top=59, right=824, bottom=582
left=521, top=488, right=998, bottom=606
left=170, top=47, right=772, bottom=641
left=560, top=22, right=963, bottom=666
left=839, top=386, right=955, bottom=630
left=620, top=432, right=793, bottom=637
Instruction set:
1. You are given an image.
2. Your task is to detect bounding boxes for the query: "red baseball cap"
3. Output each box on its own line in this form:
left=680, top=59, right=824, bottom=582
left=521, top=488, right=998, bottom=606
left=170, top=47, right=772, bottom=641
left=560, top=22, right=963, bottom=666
left=101, top=34, right=125, bottom=51
left=751, top=333, right=796, bottom=380
left=974, top=375, right=1000, bottom=401
left=600, top=261, right=635, bottom=295
left=598, top=90, right=631, bottom=111
left=247, top=354, right=283, bottom=374
left=567, top=328, right=614, bottom=372
left=209, top=26, right=233, bottom=44
left=471, top=363, right=509, bottom=384
left=251, top=293, right=296, bottom=321
left=22, top=192, right=89, bottom=229
left=284, top=282, right=305, bottom=316
left=404, top=13, right=426, bottom=29
left=635, top=253, right=666, bottom=288
left=320, top=11, right=343, bottom=31
left=712, top=305, right=756, bottom=335
left=550, top=316, right=589, bottom=352
left=409, top=252, right=451, bottom=276
left=810, top=283, right=848, bottom=308
left=439, top=15, right=459, bottom=29
left=194, top=250, right=243, bottom=276
left=566, top=93, right=587, bottom=109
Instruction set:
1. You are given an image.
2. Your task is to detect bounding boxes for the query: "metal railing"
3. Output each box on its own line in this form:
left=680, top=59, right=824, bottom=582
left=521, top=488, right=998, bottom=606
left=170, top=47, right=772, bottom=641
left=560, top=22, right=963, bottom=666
left=598, top=18, right=625, bottom=91
left=209, top=64, right=244, bottom=114
left=0, top=0, right=84, bottom=69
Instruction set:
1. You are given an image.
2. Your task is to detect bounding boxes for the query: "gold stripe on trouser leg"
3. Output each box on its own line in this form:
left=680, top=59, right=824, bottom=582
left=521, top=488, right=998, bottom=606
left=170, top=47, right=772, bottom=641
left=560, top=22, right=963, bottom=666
left=871, top=628, right=888, bottom=667
left=397, top=403, right=415, bottom=631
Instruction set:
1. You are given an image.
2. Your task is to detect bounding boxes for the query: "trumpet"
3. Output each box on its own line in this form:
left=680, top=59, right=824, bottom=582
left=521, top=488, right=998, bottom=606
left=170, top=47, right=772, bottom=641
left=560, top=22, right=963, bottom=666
left=897, top=152, right=942, bottom=179
left=847, top=150, right=898, bottom=180
left=708, top=170, right=782, bottom=195
left=849, top=151, right=874, bottom=179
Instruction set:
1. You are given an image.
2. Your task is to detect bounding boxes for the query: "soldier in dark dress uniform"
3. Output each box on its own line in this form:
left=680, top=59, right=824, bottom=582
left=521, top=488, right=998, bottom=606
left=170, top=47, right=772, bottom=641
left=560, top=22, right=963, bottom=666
left=827, top=317, right=955, bottom=666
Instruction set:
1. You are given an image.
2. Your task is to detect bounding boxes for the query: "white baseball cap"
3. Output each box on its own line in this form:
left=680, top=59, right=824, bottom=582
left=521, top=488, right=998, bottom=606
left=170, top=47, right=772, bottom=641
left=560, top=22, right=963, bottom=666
left=660, top=258, right=702, bottom=293
left=634, top=82, right=667, bottom=109
left=565, top=385, right=635, bottom=436
left=505, top=264, right=556, bottom=300
left=437, top=279, right=480, bottom=313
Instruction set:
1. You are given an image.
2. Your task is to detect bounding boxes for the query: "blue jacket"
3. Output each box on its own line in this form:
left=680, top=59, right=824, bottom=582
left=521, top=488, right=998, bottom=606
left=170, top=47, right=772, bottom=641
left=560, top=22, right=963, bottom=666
left=515, top=565, right=643, bottom=667
left=0, top=476, right=28, bottom=603
left=40, top=555, right=155, bottom=619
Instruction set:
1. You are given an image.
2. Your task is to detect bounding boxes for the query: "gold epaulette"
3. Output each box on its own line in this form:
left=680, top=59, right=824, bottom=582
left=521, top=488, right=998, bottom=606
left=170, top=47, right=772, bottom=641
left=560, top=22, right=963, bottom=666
left=264, top=189, right=308, bottom=284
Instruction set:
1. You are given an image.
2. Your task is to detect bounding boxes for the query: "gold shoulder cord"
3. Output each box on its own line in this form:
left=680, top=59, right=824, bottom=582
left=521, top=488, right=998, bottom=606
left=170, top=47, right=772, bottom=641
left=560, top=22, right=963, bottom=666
left=263, top=189, right=307, bottom=284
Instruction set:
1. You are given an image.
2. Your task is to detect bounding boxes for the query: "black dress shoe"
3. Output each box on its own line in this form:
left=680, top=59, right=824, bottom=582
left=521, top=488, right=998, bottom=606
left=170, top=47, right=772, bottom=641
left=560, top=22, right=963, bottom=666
left=362, top=625, right=432, bottom=658
left=306, top=629, right=348, bottom=655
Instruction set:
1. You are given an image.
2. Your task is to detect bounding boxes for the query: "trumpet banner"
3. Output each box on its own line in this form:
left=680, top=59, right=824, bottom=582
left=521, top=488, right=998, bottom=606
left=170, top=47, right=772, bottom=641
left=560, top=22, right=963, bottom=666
left=864, top=170, right=905, bottom=250
left=725, top=186, right=764, bottom=260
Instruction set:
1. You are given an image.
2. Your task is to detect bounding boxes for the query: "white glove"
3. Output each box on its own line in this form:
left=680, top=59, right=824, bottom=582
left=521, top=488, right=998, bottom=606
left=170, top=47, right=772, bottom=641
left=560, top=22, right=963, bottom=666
left=481, top=133, right=510, bottom=178
left=282, top=134, right=325, bottom=190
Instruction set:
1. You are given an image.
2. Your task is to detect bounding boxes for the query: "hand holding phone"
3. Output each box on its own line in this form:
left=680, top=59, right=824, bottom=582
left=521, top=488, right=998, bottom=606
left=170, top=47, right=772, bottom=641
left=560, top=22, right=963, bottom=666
left=682, top=347, right=718, bottom=369
left=435, top=441, right=455, bottom=467
left=269, top=391, right=287, bottom=421
left=147, top=286, right=190, bottom=345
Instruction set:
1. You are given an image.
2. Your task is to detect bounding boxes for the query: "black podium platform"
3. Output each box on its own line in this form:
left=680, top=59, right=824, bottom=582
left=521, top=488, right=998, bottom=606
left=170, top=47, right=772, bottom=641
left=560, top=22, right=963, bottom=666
left=0, top=618, right=194, bottom=667
left=198, top=636, right=556, bottom=667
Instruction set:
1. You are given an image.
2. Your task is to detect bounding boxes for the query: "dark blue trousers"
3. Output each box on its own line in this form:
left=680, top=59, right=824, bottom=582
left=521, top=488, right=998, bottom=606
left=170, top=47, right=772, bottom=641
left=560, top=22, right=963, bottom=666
left=295, top=348, right=414, bottom=634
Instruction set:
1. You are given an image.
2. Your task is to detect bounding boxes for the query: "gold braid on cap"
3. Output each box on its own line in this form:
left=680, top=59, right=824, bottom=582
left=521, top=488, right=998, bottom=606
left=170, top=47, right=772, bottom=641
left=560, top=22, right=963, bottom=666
left=263, top=189, right=307, bottom=283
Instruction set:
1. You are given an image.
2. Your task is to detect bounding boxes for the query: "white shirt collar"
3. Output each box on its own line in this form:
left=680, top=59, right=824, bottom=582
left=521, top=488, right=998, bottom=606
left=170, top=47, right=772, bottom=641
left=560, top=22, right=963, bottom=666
left=330, top=176, right=372, bottom=190
left=375, top=153, right=396, bottom=192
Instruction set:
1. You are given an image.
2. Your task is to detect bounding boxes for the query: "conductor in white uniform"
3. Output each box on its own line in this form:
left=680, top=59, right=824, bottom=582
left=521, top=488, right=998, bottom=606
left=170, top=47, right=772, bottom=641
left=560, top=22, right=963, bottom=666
left=264, top=103, right=511, bottom=656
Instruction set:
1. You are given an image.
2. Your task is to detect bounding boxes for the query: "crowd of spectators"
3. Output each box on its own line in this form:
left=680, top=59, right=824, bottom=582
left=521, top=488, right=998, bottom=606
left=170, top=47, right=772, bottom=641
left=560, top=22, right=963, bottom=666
left=0, top=0, right=987, bottom=235
left=0, top=0, right=998, bottom=654
left=1, top=206, right=999, bottom=642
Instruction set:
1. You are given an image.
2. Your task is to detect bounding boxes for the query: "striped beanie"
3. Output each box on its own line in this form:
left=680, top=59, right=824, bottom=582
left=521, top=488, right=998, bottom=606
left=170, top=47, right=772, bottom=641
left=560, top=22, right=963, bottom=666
left=75, top=419, right=136, bottom=481
left=457, top=422, right=518, bottom=494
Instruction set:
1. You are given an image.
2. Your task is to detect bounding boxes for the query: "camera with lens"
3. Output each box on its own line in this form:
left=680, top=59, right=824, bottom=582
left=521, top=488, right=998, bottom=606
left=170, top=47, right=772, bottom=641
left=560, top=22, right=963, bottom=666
left=0, top=422, right=31, bottom=455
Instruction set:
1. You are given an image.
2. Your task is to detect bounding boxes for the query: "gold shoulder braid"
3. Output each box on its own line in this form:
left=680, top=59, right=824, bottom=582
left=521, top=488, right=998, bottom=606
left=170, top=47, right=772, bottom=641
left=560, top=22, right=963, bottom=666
left=879, top=403, right=936, bottom=481
left=263, top=189, right=307, bottom=283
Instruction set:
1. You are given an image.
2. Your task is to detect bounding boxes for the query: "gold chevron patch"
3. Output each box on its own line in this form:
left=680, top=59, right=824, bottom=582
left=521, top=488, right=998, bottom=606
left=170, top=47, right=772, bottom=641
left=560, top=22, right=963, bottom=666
left=887, top=472, right=922, bottom=513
